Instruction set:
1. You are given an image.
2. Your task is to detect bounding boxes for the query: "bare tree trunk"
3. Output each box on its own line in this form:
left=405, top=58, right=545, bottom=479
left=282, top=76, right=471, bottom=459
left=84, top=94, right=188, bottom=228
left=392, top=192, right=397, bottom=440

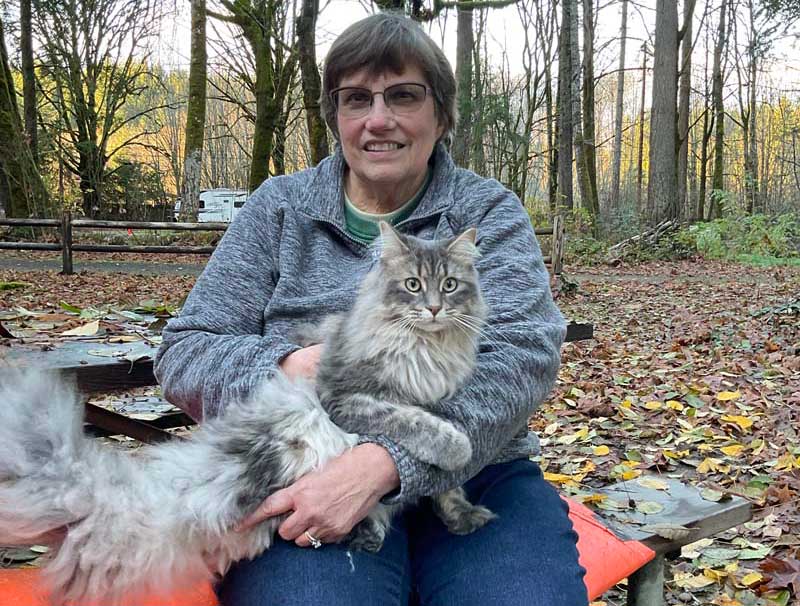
left=297, top=0, right=328, bottom=165
left=677, top=0, right=695, bottom=219
left=570, top=0, right=590, bottom=208
left=709, top=0, right=728, bottom=219
left=581, top=0, right=599, bottom=230
left=688, top=110, right=698, bottom=213
left=470, top=10, right=487, bottom=175
left=647, top=0, right=678, bottom=223
left=557, top=0, right=574, bottom=210
left=21, top=0, right=37, bottom=165
left=452, top=7, right=474, bottom=167
left=636, top=45, right=648, bottom=216
left=610, top=0, right=629, bottom=212
left=697, top=21, right=713, bottom=220
left=179, top=0, right=207, bottom=222
left=537, top=0, right=558, bottom=210
left=0, top=16, right=47, bottom=217
left=746, top=2, right=759, bottom=213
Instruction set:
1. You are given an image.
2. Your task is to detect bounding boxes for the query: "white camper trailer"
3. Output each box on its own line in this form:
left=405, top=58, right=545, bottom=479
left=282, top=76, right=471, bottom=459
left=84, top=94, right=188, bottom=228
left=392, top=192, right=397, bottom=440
left=174, top=189, right=248, bottom=222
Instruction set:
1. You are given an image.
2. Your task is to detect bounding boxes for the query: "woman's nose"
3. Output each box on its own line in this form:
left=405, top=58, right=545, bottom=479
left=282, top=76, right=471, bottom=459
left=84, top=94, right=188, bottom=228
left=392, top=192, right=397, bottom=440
left=364, top=95, right=395, bottom=130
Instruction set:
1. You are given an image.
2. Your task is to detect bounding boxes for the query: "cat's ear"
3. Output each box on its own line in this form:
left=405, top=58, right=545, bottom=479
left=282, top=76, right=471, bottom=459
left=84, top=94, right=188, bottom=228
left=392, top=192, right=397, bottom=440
left=378, top=221, right=409, bottom=257
left=447, top=228, right=479, bottom=259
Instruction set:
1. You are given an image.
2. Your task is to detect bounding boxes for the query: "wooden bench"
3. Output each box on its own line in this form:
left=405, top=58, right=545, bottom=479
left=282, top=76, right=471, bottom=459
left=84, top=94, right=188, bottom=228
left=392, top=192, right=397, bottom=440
left=594, top=476, right=751, bottom=605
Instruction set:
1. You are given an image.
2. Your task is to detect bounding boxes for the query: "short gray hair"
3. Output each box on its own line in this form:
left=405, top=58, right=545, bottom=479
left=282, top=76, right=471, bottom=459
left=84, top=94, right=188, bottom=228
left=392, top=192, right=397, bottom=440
left=321, top=13, right=457, bottom=144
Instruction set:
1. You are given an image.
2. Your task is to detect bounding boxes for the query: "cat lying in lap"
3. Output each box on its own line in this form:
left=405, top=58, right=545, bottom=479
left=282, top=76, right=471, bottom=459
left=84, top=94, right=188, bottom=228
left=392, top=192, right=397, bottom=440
left=0, top=222, right=494, bottom=605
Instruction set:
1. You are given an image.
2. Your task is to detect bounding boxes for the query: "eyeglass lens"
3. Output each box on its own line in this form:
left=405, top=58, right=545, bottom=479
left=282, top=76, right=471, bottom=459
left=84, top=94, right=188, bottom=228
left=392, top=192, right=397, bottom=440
left=334, top=83, right=427, bottom=117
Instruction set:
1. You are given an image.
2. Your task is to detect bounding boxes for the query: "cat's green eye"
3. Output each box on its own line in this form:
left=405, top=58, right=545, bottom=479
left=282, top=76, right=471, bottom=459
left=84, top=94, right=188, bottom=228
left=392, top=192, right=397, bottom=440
left=405, top=278, right=422, bottom=293
left=442, top=277, right=458, bottom=293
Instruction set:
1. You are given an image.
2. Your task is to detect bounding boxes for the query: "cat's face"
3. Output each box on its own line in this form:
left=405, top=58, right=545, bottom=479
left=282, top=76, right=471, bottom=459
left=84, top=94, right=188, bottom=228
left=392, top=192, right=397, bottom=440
left=377, top=222, right=486, bottom=335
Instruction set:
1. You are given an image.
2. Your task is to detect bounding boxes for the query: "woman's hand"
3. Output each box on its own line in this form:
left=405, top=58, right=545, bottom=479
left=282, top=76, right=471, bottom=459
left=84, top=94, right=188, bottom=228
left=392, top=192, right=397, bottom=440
left=279, top=344, right=324, bottom=381
left=236, top=443, right=400, bottom=547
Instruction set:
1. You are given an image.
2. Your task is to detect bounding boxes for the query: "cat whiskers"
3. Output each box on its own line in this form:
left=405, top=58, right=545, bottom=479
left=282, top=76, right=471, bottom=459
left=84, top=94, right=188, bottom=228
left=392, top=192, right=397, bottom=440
left=450, top=312, right=486, bottom=336
left=386, top=315, right=418, bottom=334
left=451, top=313, right=516, bottom=349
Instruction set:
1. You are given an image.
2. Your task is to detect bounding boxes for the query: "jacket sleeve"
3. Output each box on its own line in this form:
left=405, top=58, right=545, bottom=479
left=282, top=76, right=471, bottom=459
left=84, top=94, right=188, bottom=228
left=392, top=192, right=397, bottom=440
left=361, top=185, right=566, bottom=504
left=154, top=183, right=299, bottom=421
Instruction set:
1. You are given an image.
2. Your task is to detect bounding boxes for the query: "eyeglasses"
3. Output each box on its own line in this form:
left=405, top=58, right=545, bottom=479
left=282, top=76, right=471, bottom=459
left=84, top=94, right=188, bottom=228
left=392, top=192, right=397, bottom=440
left=331, top=83, right=431, bottom=119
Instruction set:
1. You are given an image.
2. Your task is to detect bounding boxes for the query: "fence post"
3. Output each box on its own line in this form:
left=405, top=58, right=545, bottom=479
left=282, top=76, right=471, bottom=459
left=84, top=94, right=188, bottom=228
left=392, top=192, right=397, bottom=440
left=61, top=211, right=73, bottom=275
left=552, top=214, right=564, bottom=276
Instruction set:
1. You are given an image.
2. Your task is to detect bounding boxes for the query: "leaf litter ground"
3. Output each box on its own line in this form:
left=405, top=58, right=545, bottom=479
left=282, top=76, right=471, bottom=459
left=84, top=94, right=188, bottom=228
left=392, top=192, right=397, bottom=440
left=1, top=255, right=799, bottom=605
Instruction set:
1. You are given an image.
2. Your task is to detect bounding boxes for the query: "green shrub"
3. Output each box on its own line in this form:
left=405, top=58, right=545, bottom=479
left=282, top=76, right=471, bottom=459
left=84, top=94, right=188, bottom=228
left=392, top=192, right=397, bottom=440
left=565, top=234, right=607, bottom=265
left=680, top=213, right=800, bottom=261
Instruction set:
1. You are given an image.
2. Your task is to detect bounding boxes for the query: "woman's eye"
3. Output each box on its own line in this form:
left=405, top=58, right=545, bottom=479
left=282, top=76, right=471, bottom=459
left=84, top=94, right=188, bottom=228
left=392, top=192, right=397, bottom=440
left=405, top=278, right=422, bottom=293
left=442, top=278, right=458, bottom=293
left=341, top=90, right=370, bottom=107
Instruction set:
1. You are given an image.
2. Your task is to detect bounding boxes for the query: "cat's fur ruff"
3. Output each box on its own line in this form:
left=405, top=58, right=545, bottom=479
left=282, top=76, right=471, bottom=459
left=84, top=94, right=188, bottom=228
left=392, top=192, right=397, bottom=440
left=0, top=223, right=493, bottom=604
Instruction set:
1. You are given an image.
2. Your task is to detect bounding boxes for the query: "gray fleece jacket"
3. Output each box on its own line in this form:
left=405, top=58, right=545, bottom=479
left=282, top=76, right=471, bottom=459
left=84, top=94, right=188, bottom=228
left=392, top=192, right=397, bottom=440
left=154, top=143, right=566, bottom=505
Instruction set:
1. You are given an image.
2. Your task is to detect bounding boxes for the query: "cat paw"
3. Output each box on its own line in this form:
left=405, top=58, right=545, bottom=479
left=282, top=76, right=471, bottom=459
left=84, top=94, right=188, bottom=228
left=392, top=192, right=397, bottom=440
left=347, top=521, right=386, bottom=553
left=435, top=428, right=472, bottom=470
left=444, top=505, right=497, bottom=535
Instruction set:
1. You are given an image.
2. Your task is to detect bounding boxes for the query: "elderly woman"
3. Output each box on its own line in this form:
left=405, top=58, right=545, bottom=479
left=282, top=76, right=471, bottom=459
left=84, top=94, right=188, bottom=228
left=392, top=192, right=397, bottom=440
left=155, top=12, right=587, bottom=606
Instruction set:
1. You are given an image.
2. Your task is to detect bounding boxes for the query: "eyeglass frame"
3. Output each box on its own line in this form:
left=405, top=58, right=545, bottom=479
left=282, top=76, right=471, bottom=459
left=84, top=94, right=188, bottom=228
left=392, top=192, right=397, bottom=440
left=330, top=82, right=434, bottom=119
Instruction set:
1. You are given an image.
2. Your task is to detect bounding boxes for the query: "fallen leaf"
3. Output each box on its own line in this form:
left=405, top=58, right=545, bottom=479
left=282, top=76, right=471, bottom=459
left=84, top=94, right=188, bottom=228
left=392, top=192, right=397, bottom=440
left=759, top=556, right=800, bottom=594
left=740, top=571, right=764, bottom=587
left=673, top=571, right=716, bottom=589
left=720, top=414, right=754, bottom=431
left=720, top=444, right=745, bottom=457
left=637, top=477, right=669, bottom=490
left=641, top=523, right=692, bottom=540
left=61, top=320, right=100, bottom=336
left=701, top=488, right=725, bottom=502
left=635, top=501, right=665, bottom=515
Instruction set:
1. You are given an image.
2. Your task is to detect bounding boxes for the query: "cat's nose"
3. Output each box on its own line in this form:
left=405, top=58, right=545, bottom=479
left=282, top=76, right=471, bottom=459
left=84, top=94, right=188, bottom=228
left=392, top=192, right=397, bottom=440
left=427, top=305, right=441, bottom=317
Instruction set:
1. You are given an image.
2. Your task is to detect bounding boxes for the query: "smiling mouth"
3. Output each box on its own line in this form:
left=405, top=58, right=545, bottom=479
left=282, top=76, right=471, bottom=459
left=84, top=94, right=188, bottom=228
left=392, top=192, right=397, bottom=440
left=364, top=142, right=405, bottom=152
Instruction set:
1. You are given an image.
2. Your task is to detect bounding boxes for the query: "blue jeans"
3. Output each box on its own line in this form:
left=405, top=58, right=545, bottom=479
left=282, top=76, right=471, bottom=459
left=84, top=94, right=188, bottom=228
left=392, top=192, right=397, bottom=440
left=217, top=459, right=588, bottom=606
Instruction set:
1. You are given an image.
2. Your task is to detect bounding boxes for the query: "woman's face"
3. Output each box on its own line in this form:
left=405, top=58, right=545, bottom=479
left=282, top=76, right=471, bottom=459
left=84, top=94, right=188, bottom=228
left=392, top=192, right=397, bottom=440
left=335, top=64, right=444, bottom=208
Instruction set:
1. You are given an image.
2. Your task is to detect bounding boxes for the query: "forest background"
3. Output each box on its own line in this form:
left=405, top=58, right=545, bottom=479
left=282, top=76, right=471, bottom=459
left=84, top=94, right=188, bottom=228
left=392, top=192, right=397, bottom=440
left=1, top=0, right=800, bottom=262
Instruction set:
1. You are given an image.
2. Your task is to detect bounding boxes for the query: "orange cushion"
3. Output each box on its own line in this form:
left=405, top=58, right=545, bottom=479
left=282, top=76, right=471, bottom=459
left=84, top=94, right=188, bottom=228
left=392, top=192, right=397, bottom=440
left=0, top=568, right=218, bottom=606
left=565, top=497, right=656, bottom=599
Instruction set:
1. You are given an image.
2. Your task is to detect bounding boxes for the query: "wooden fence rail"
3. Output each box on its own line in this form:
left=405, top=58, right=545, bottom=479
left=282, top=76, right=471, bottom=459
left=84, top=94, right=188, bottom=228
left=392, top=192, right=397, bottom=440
left=0, top=213, right=228, bottom=274
left=1, top=213, right=564, bottom=275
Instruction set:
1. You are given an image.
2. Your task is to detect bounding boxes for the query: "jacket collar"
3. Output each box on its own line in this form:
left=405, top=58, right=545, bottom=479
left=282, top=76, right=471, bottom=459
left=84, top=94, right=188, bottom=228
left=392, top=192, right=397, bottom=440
left=299, top=142, right=456, bottom=229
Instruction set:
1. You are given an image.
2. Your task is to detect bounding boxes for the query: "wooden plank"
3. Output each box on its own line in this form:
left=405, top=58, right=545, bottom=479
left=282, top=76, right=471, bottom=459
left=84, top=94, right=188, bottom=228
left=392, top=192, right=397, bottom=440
left=552, top=215, right=564, bottom=275
left=2, top=339, right=159, bottom=393
left=71, top=244, right=215, bottom=254
left=85, top=410, right=195, bottom=438
left=72, top=219, right=227, bottom=231
left=84, top=404, right=179, bottom=443
left=0, top=242, right=62, bottom=251
left=565, top=322, right=594, bottom=342
left=595, top=476, right=752, bottom=555
left=0, top=218, right=61, bottom=227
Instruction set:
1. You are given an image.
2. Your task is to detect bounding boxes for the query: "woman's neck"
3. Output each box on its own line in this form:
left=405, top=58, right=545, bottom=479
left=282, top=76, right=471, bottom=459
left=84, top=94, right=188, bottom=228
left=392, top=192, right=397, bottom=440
left=344, top=169, right=428, bottom=214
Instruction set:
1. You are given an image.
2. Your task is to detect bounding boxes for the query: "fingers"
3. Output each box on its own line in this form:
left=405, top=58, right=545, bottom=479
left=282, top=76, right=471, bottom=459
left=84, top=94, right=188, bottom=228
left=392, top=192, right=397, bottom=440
left=294, top=527, right=323, bottom=549
left=279, top=510, right=347, bottom=547
left=236, top=489, right=295, bottom=532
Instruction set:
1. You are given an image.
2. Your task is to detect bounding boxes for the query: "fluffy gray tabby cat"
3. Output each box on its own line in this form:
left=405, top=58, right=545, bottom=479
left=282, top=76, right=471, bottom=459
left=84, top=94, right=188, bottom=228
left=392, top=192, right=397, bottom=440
left=0, top=222, right=492, bottom=605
